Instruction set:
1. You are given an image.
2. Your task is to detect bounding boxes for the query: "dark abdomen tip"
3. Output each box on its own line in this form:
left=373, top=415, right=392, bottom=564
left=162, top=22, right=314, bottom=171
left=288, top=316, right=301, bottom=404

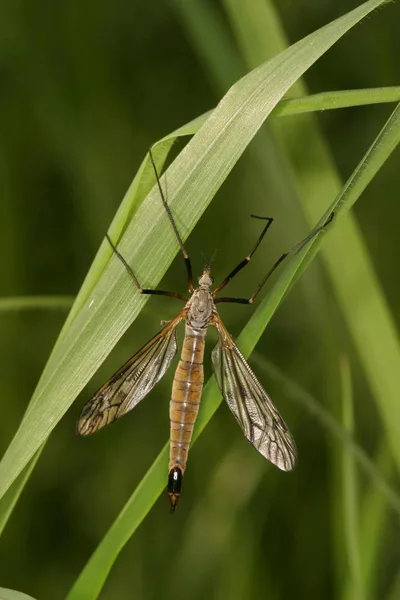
left=168, top=467, right=183, bottom=513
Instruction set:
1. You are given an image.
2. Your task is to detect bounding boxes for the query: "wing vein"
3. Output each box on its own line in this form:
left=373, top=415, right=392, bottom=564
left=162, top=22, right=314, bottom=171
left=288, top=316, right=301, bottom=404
left=77, top=312, right=184, bottom=435
left=211, top=318, right=297, bottom=471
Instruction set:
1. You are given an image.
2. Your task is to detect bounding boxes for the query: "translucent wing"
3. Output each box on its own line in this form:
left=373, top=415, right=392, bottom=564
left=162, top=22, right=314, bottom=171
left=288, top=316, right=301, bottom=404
left=77, top=312, right=184, bottom=436
left=211, top=318, right=297, bottom=471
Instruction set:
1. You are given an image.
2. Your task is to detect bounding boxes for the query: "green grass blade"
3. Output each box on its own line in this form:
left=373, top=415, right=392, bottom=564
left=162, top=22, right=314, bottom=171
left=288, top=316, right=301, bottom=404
left=176, top=443, right=267, bottom=592
left=223, top=0, right=400, bottom=474
left=60, top=109, right=214, bottom=333
left=272, top=87, right=400, bottom=117
left=272, top=103, right=400, bottom=310
left=339, top=357, right=363, bottom=600
left=0, top=0, right=386, bottom=505
left=173, top=0, right=244, bottom=90
left=0, top=450, right=41, bottom=536
left=253, top=355, right=400, bottom=517
left=344, top=444, right=393, bottom=600
left=388, top=569, right=400, bottom=600
left=65, top=442, right=169, bottom=600
left=0, top=590, right=36, bottom=600
left=0, top=296, right=74, bottom=312
left=320, top=104, right=400, bottom=471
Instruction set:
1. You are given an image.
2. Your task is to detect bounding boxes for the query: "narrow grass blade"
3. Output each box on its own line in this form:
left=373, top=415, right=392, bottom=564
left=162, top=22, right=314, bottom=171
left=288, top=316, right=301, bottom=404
left=224, top=0, right=400, bottom=475
left=0, top=590, right=36, bottom=600
left=339, top=356, right=363, bottom=600
left=252, top=355, right=400, bottom=517
left=343, top=444, right=393, bottom=600
left=272, top=87, right=400, bottom=117
left=173, top=0, right=244, bottom=90
left=0, top=296, right=74, bottom=313
left=318, top=104, right=400, bottom=470
left=175, top=444, right=267, bottom=592
left=0, top=0, right=386, bottom=504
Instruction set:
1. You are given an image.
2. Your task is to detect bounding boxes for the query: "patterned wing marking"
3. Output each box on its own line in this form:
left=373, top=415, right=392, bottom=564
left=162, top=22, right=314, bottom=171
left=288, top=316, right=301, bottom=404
left=211, top=319, right=297, bottom=471
left=77, top=312, right=184, bottom=436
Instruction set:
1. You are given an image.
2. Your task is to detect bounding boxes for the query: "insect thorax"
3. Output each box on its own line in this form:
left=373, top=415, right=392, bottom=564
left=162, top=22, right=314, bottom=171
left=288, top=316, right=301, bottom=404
left=185, top=287, right=215, bottom=330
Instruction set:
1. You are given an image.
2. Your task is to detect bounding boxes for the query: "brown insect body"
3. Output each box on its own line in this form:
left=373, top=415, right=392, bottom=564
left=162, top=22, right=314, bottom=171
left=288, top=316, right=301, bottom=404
left=168, top=270, right=214, bottom=511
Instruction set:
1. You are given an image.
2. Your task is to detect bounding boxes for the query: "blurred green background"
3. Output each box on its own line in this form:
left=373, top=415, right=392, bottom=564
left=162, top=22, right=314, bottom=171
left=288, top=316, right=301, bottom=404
left=1, top=1, right=400, bottom=599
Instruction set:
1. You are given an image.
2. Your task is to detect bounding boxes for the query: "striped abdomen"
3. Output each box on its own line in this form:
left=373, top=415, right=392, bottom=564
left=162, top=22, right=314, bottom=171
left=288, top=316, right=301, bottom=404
left=168, top=324, right=205, bottom=512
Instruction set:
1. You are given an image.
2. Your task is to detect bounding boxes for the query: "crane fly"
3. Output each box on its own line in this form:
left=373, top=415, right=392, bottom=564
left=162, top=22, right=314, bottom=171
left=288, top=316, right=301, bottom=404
left=78, top=149, right=333, bottom=512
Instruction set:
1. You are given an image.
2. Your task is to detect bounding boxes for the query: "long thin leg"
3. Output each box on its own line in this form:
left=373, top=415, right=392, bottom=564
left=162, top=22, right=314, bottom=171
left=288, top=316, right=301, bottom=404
left=149, top=148, right=194, bottom=293
left=106, top=234, right=188, bottom=302
left=215, top=212, right=334, bottom=305
left=212, top=215, right=274, bottom=296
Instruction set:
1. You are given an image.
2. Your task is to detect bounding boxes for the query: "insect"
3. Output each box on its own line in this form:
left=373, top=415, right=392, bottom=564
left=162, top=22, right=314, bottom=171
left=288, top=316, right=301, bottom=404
left=78, top=149, right=333, bottom=512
